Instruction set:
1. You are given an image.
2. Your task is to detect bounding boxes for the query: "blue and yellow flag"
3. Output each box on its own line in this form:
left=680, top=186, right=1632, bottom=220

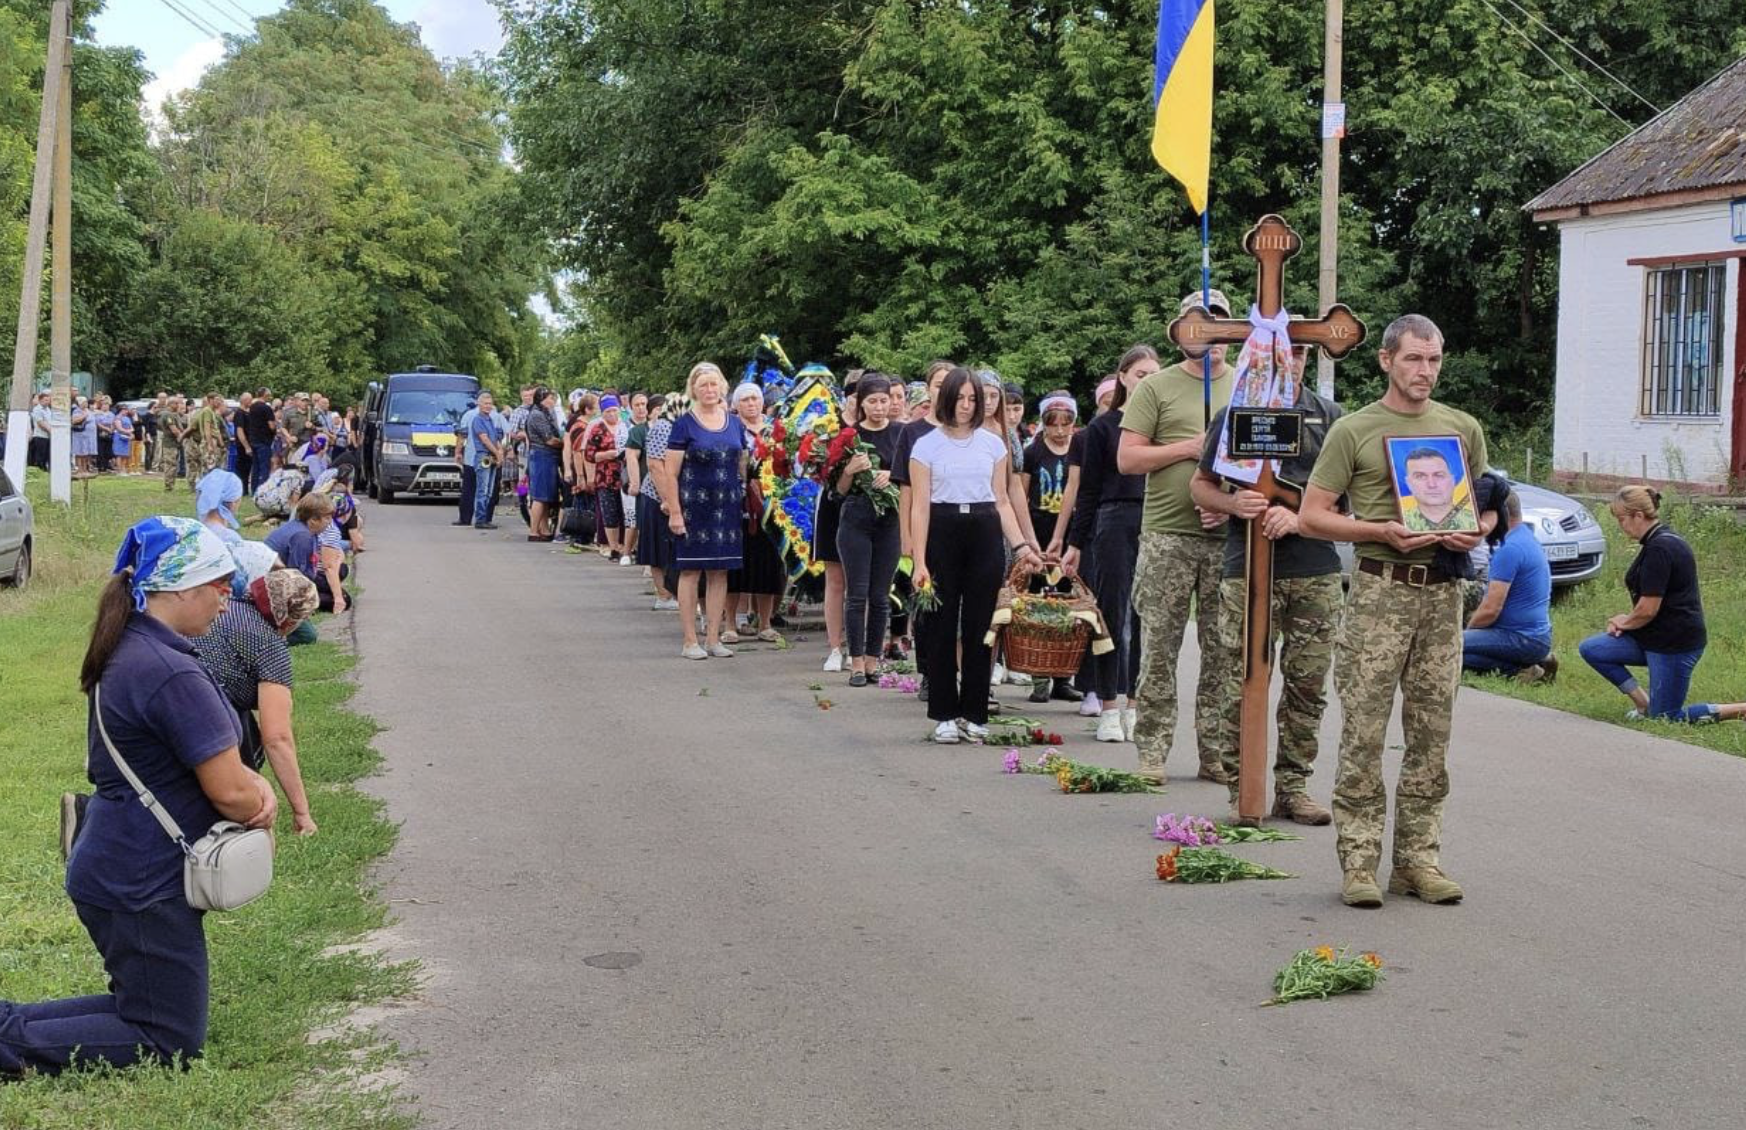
left=1151, top=0, right=1215, bottom=215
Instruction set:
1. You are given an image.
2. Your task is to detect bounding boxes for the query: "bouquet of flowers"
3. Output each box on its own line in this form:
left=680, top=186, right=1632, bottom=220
left=1009, top=593, right=1078, bottom=634
left=820, top=427, right=902, bottom=514
left=910, top=577, right=940, bottom=612
left=1151, top=814, right=1301, bottom=845
left=986, top=718, right=1063, bottom=747
left=1266, top=947, right=1383, bottom=1005
left=1154, top=846, right=1293, bottom=882
left=1001, top=748, right=1067, bottom=774
left=1053, top=759, right=1163, bottom=794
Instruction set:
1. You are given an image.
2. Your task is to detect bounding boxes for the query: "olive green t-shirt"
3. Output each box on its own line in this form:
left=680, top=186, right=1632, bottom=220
left=1308, top=399, right=1489, bottom=565
left=1121, top=360, right=1234, bottom=537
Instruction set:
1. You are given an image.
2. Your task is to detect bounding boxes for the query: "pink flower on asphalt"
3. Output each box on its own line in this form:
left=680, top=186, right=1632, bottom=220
left=1002, top=749, right=1022, bottom=774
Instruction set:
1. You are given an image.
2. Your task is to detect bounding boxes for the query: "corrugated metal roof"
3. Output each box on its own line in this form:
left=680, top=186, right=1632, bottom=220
left=1526, top=53, right=1746, bottom=215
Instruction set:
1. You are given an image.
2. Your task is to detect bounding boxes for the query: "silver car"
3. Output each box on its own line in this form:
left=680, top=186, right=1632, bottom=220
left=0, top=466, right=32, bottom=588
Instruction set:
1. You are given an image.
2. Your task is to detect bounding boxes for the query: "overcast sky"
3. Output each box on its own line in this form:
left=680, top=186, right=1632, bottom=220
left=92, top=0, right=507, bottom=113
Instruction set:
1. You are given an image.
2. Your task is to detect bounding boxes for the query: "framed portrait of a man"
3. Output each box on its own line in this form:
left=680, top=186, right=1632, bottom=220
left=1385, top=435, right=1479, bottom=534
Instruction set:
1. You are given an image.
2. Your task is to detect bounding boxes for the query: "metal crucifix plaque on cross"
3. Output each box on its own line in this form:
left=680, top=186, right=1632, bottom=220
left=1165, top=214, right=1367, bottom=821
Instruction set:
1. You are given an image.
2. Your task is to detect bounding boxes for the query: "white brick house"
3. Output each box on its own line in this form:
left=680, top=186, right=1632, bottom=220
left=1528, top=55, right=1746, bottom=490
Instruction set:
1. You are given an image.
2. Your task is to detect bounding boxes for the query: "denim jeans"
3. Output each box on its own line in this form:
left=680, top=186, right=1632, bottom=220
left=1577, top=632, right=1715, bottom=722
left=1461, top=627, right=1551, bottom=675
left=0, top=898, right=208, bottom=1075
left=838, top=495, right=902, bottom=660
left=473, top=465, right=498, bottom=525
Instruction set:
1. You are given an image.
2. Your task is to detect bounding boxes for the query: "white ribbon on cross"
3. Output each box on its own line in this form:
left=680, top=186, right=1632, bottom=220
left=1211, top=305, right=1297, bottom=484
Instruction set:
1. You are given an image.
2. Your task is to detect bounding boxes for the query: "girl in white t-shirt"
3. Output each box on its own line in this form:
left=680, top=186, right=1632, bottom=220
left=909, top=368, right=1041, bottom=744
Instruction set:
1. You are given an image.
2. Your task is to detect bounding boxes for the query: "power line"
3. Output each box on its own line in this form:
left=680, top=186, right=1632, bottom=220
left=156, top=0, right=222, bottom=39
left=210, top=0, right=258, bottom=27
left=1475, top=0, right=1634, bottom=129
left=1498, top=0, right=1663, bottom=115
left=186, top=0, right=251, bottom=34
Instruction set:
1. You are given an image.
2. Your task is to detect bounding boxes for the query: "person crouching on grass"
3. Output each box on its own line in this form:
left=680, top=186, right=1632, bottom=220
left=4, top=518, right=275, bottom=1077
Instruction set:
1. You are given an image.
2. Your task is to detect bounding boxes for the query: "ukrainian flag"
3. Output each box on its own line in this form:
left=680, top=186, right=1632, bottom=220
left=1151, top=0, right=1215, bottom=215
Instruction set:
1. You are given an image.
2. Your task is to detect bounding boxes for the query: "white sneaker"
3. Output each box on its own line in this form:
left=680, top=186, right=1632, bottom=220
left=932, top=721, right=961, bottom=744
left=957, top=720, right=990, bottom=744
left=1095, top=711, right=1126, bottom=743
left=708, top=643, right=735, bottom=658
left=1078, top=692, right=1102, bottom=717
left=721, top=630, right=742, bottom=645
left=619, top=555, right=633, bottom=566
left=823, top=649, right=845, bottom=673
left=642, top=565, right=652, bottom=578
left=1006, top=670, right=1033, bottom=687
left=681, top=644, right=708, bottom=660
left=991, top=662, right=1007, bottom=686
left=1122, top=707, right=1137, bottom=742
left=653, top=598, right=679, bottom=611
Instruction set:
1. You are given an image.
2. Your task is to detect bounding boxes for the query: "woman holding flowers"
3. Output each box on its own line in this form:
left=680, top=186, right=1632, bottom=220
left=1578, top=485, right=1746, bottom=723
left=910, top=368, right=1044, bottom=743
left=834, top=373, right=904, bottom=686
left=727, top=382, right=785, bottom=642
left=662, top=363, right=747, bottom=660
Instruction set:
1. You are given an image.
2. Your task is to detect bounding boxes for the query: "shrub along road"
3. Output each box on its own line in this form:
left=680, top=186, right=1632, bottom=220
left=355, top=500, right=1745, bottom=1130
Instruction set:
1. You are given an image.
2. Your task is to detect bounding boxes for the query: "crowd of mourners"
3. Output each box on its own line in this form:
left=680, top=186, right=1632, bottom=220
left=5, top=295, right=1742, bottom=1081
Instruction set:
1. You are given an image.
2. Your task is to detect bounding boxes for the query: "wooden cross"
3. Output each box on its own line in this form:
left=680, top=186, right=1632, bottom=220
left=1166, top=214, right=1367, bottom=821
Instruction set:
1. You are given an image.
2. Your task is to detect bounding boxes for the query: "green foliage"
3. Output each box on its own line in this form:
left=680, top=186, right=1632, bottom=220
left=502, top=0, right=1746, bottom=424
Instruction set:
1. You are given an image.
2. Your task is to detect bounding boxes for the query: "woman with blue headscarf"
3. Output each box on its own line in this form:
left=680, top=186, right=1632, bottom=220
left=195, top=469, right=245, bottom=545
left=2, top=518, right=278, bottom=1078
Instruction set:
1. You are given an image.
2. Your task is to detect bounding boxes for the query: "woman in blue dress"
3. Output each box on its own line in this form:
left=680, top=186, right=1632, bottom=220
left=70, top=395, right=97, bottom=476
left=660, top=363, right=746, bottom=660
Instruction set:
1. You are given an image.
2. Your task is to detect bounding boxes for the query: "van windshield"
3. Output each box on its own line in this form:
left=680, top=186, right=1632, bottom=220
left=386, top=390, right=474, bottom=427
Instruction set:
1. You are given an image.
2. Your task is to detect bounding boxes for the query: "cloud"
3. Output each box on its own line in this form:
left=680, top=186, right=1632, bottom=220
left=410, top=0, right=504, bottom=61
left=141, top=36, right=226, bottom=117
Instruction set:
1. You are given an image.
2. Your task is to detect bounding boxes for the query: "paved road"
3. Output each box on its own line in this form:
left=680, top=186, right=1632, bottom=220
left=351, top=499, right=1746, bottom=1130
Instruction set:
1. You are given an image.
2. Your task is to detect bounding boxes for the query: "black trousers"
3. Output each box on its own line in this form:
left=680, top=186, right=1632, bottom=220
left=838, top=495, right=902, bottom=660
left=27, top=436, right=49, bottom=470
left=922, top=503, right=1003, bottom=725
left=458, top=464, right=477, bottom=523
left=1088, top=501, right=1142, bottom=701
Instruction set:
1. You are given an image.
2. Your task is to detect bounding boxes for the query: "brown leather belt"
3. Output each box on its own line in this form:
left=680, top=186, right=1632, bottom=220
left=1357, top=557, right=1456, bottom=586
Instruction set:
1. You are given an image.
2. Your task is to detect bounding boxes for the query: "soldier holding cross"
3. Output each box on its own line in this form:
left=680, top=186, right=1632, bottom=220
left=1298, top=313, right=1491, bottom=910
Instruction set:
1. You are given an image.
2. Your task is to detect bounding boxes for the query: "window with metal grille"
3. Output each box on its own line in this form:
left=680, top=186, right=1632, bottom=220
left=1640, top=262, right=1726, bottom=417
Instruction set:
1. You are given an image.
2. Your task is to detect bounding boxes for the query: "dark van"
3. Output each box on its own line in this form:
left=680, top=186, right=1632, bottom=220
left=360, top=368, right=480, bottom=503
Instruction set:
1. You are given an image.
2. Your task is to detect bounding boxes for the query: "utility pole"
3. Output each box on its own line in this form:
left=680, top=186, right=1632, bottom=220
left=50, top=0, right=73, bottom=504
left=4, top=0, right=72, bottom=500
left=1315, top=0, right=1344, bottom=402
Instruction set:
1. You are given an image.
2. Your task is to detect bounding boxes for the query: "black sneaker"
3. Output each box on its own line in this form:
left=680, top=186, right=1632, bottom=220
left=450, top=519, right=470, bottom=527
left=60, top=792, right=89, bottom=862
left=918, top=675, right=929, bottom=703
left=1050, top=681, right=1085, bottom=703
left=1028, top=680, right=1051, bottom=704
left=848, top=671, right=868, bottom=688
left=474, top=522, right=497, bottom=530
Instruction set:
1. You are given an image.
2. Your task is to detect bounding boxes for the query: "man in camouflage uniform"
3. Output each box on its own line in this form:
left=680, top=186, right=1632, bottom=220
left=157, top=396, right=189, bottom=490
left=1400, top=447, right=1477, bottom=532
left=1191, top=354, right=1342, bottom=826
left=184, top=393, right=227, bottom=489
left=1118, top=290, right=1237, bottom=784
left=1299, top=314, right=1491, bottom=909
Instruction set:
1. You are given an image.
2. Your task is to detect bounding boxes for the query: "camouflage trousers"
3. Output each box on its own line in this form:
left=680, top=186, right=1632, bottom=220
left=1213, top=573, right=1342, bottom=802
left=1130, top=531, right=1230, bottom=774
left=1331, top=569, right=1463, bottom=873
left=157, top=438, right=182, bottom=487
left=183, top=443, right=221, bottom=490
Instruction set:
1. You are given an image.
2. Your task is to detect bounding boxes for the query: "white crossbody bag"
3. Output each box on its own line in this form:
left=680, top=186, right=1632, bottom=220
left=92, top=686, right=274, bottom=912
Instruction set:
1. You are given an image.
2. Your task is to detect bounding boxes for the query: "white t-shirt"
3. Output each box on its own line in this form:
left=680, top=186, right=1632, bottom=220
left=911, top=427, right=1007, bottom=504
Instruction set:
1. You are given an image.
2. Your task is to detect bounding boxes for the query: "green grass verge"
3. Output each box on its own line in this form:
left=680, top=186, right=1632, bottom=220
left=1466, top=499, right=1746, bottom=758
left=0, top=472, right=413, bottom=1127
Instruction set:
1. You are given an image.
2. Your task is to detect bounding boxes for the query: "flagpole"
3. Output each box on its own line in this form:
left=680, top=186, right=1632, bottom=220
left=1200, top=207, right=1212, bottom=428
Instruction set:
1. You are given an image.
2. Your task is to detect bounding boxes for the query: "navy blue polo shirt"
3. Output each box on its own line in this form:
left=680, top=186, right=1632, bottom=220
left=66, top=614, right=243, bottom=912
left=264, top=521, right=319, bottom=582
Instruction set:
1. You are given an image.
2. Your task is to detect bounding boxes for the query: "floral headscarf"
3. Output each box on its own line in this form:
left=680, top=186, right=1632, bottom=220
left=112, top=516, right=235, bottom=612
left=248, top=570, right=319, bottom=632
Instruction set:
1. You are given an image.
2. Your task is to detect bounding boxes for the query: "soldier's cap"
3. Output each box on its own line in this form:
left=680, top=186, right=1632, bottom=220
left=1178, top=288, right=1232, bottom=317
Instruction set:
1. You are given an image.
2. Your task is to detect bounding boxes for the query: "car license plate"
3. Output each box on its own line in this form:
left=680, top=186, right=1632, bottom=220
left=1546, top=543, right=1578, bottom=561
left=424, top=476, right=459, bottom=488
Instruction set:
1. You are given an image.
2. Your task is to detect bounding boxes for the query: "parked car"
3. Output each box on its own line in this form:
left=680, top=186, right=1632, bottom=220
left=359, top=367, right=480, bottom=503
left=0, top=467, right=33, bottom=589
left=1332, top=473, right=1604, bottom=586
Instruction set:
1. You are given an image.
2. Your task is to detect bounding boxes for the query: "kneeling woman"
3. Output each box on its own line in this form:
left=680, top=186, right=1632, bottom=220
left=910, top=368, right=1041, bottom=743
left=1578, top=485, right=1746, bottom=723
left=1, top=518, right=276, bottom=1076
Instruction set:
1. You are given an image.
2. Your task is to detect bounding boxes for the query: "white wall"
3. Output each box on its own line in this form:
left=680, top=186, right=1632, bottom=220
left=1551, top=199, right=1740, bottom=486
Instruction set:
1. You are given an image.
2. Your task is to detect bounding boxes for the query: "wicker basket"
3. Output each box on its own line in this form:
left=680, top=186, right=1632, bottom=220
left=999, top=563, right=1094, bottom=679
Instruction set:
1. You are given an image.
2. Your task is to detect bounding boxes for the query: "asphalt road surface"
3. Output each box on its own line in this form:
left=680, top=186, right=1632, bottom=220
left=351, top=499, right=1745, bottom=1130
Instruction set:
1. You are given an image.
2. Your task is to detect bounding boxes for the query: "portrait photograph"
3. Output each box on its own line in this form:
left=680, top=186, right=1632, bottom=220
left=1385, top=435, right=1479, bottom=534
